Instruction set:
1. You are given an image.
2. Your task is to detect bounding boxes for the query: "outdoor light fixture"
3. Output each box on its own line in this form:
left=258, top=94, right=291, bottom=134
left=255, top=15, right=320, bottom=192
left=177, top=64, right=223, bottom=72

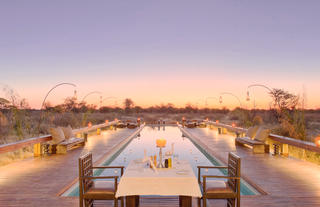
left=216, top=120, right=219, bottom=124
left=88, top=122, right=92, bottom=128
left=315, top=136, right=320, bottom=147
left=232, top=123, right=236, bottom=127
left=156, top=138, right=166, bottom=168
left=105, top=120, right=109, bottom=124
left=246, top=91, right=250, bottom=101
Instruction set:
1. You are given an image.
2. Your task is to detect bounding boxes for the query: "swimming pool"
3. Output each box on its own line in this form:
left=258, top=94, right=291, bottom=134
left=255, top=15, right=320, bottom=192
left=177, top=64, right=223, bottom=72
left=63, top=126, right=259, bottom=196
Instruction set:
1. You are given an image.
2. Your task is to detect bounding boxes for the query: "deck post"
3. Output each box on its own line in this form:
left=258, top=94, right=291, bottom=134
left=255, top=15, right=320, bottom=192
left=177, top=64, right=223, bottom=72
left=281, top=144, right=289, bottom=157
left=33, top=143, right=41, bottom=157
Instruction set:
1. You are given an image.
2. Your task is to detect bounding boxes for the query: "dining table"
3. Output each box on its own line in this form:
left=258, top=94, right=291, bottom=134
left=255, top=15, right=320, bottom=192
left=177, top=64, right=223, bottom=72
left=115, top=159, right=202, bottom=207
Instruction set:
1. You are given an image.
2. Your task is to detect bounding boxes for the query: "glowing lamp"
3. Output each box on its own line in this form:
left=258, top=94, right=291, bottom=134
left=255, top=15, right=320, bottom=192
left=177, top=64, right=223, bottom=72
left=232, top=123, right=236, bottom=127
left=156, top=138, right=167, bottom=148
left=315, top=136, right=320, bottom=147
left=206, top=118, right=209, bottom=121
left=216, top=120, right=219, bottom=124
left=114, top=118, right=118, bottom=122
left=246, top=91, right=250, bottom=101
left=88, top=122, right=92, bottom=128
left=137, top=117, right=141, bottom=121
left=105, top=120, right=109, bottom=124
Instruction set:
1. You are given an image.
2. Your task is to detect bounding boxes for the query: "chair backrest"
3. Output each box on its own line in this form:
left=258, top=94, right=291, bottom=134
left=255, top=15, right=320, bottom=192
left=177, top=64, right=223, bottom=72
left=79, top=152, right=94, bottom=194
left=227, top=152, right=241, bottom=192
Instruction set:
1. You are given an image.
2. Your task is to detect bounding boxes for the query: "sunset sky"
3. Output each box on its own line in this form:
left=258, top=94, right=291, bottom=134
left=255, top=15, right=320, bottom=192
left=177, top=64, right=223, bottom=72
left=1, top=1, right=319, bottom=109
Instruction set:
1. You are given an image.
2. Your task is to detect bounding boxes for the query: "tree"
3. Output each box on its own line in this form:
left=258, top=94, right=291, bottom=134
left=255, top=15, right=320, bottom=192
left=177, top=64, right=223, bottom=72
left=269, top=88, right=306, bottom=140
left=123, top=98, right=134, bottom=113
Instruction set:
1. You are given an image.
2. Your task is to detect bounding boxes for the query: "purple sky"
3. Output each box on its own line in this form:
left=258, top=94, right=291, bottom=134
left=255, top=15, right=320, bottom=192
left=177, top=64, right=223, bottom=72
left=0, top=1, right=319, bottom=108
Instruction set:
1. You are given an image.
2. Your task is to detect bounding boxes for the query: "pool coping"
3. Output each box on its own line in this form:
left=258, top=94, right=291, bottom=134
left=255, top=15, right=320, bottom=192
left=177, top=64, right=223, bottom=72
left=57, top=125, right=145, bottom=197
left=178, top=125, right=268, bottom=196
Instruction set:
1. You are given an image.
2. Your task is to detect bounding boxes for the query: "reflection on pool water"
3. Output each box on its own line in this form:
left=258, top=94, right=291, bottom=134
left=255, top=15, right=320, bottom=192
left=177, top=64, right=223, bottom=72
left=63, top=126, right=259, bottom=196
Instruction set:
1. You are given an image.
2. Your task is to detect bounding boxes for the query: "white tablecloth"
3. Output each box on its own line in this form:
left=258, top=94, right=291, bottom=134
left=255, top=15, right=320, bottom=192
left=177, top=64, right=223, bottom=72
left=115, top=160, right=202, bottom=198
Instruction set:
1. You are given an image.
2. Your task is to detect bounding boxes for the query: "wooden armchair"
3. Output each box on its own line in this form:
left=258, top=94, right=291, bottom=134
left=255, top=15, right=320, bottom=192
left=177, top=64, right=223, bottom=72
left=79, top=152, right=124, bottom=207
left=197, top=152, right=241, bottom=207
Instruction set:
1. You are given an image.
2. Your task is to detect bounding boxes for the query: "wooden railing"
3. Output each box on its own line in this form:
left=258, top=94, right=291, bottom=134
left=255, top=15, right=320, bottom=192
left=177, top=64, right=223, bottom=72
left=0, top=121, right=118, bottom=155
left=205, top=120, right=320, bottom=155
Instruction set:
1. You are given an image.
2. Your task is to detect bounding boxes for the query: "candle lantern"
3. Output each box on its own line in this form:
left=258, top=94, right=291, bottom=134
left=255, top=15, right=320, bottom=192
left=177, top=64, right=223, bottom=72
left=315, top=136, right=320, bottom=147
left=137, top=117, right=141, bottom=127
left=156, top=138, right=166, bottom=168
left=182, top=117, right=186, bottom=127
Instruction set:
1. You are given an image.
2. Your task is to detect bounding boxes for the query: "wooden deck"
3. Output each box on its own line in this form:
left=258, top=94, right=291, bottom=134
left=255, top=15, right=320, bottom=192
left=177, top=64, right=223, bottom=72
left=1, top=126, right=320, bottom=206
left=182, top=127, right=320, bottom=207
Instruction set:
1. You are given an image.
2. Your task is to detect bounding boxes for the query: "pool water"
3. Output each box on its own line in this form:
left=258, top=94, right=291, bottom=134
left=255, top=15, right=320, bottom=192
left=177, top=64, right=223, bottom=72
left=64, top=126, right=259, bottom=196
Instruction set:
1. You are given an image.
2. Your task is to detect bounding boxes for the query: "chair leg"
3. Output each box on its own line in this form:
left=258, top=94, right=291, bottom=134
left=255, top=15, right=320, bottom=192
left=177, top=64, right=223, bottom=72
left=203, top=197, right=207, bottom=207
left=114, top=198, right=118, bottom=207
left=121, top=197, right=124, bottom=207
left=198, top=197, right=201, bottom=207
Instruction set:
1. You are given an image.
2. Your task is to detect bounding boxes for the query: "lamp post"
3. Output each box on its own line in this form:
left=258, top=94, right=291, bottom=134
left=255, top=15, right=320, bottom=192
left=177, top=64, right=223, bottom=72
left=246, top=84, right=272, bottom=101
left=219, top=92, right=242, bottom=108
left=38, top=82, right=77, bottom=134
left=205, top=97, right=218, bottom=108
left=80, top=91, right=102, bottom=104
left=101, top=96, right=117, bottom=107
left=246, top=84, right=273, bottom=109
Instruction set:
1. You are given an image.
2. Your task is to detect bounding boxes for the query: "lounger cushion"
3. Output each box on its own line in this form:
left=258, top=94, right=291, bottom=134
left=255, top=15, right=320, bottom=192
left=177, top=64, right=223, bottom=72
left=84, top=181, right=115, bottom=199
left=205, top=180, right=236, bottom=197
left=49, top=127, right=65, bottom=144
left=61, top=125, right=74, bottom=139
left=254, top=128, right=270, bottom=142
left=246, top=126, right=259, bottom=139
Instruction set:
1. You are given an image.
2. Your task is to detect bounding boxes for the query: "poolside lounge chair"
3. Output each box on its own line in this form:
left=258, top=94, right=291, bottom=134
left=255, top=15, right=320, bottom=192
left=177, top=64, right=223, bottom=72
left=235, top=126, right=270, bottom=153
left=79, top=152, right=124, bottom=207
left=198, top=152, right=241, bottom=207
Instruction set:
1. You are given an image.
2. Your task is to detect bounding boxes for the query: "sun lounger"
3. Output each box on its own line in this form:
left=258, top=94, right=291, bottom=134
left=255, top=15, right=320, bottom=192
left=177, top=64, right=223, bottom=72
left=235, top=126, right=270, bottom=153
left=49, top=126, right=85, bottom=154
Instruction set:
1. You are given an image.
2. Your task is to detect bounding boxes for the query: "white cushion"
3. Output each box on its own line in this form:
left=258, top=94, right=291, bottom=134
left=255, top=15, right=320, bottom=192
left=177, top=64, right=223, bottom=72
left=254, top=128, right=270, bottom=142
left=50, top=127, right=65, bottom=144
left=61, top=125, right=74, bottom=139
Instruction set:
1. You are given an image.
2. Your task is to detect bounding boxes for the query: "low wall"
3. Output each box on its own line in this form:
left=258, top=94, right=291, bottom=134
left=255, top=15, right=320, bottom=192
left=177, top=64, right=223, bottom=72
left=206, top=121, right=320, bottom=165
left=0, top=121, right=118, bottom=156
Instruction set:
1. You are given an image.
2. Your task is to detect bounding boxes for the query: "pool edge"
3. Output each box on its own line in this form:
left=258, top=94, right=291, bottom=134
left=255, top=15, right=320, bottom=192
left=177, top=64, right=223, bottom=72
left=178, top=125, right=268, bottom=196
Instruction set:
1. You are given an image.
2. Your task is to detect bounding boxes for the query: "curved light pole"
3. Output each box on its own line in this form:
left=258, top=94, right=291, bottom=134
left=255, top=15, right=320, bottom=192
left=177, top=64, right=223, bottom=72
left=219, top=92, right=242, bottom=108
left=246, top=84, right=272, bottom=102
left=80, top=91, right=102, bottom=104
left=38, top=82, right=77, bottom=134
left=205, top=97, right=218, bottom=108
left=101, top=96, right=117, bottom=106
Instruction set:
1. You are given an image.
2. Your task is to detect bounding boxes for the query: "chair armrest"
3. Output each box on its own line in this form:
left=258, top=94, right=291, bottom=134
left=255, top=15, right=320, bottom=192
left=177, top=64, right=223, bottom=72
left=197, top=166, right=228, bottom=184
left=92, top=166, right=125, bottom=175
left=197, top=166, right=228, bottom=169
left=82, top=176, right=119, bottom=180
left=92, top=166, right=124, bottom=169
left=203, top=175, right=240, bottom=179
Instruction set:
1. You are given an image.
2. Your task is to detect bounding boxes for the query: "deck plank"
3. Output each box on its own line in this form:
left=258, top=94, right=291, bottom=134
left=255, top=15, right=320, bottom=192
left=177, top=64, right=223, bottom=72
left=1, top=126, right=320, bottom=206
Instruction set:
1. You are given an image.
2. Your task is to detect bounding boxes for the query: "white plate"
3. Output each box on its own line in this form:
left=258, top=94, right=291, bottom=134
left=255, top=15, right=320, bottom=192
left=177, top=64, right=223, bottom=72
left=176, top=170, right=189, bottom=175
left=133, top=159, right=144, bottom=163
